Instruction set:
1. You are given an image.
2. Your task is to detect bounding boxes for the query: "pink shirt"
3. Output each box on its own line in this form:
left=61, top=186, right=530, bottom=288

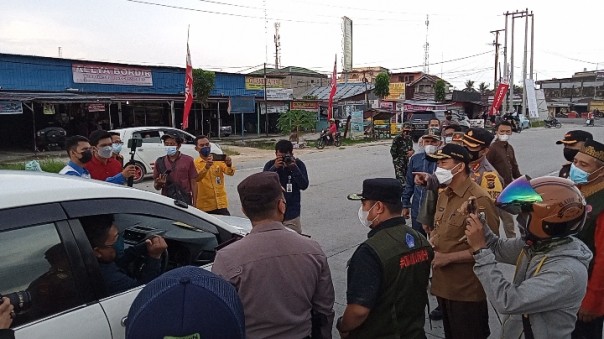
left=152, top=153, right=197, bottom=194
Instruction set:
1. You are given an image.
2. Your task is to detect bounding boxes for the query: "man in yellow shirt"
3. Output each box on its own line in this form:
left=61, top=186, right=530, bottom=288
left=193, top=135, right=235, bottom=215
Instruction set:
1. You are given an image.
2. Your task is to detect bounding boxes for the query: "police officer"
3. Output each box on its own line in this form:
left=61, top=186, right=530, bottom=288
left=390, top=123, right=415, bottom=185
left=338, top=178, right=433, bottom=338
left=555, top=130, right=593, bottom=179
left=462, top=128, right=505, bottom=201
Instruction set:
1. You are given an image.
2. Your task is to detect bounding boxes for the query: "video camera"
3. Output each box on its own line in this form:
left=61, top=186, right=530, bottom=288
left=1, top=290, right=32, bottom=313
left=126, top=138, right=143, bottom=187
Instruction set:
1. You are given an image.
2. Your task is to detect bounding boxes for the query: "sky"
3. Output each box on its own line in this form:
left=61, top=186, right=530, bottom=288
left=1, top=0, right=603, bottom=89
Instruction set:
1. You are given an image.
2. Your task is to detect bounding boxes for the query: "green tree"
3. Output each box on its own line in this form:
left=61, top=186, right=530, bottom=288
left=465, top=80, right=475, bottom=90
left=478, top=82, right=490, bottom=96
left=434, top=79, right=446, bottom=102
left=373, top=72, right=390, bottom=98
left=276, top=110, right=317, bottom=143
left=513, top=84, right=523, bottom=95
left=192, top=69, right=215, bottom=106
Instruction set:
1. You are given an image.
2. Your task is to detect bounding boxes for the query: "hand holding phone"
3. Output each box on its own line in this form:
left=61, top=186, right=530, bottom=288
left=467, top=197, right=477, bottom=215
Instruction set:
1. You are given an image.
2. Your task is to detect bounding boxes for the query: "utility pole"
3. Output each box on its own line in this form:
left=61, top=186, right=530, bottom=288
left=264, top=62, right=268, bottom=136
left=510, top=11, right=516, bottom=113
left=522, top=8, right=529, bottom=117
left=491, top=29, right=504, bottom=88
left=530, top=12, right=535, bottom=80
left=502, top=12, right=509, bottom=113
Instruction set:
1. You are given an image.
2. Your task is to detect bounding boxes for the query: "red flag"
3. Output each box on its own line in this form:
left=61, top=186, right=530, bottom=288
left=489, top=82, right=509, bottom=116
left=327, top=55, right=337, bottom=120
left=182, top=42, right=193, bottom=129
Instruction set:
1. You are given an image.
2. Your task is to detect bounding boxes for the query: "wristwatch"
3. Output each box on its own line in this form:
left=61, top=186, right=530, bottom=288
left=472, top=248, right=485, bottom=255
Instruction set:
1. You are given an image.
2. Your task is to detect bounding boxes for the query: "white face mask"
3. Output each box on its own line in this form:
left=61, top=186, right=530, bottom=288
left=97, top=145, right=113, bottom=159
left=358, top=203, right=378, bottom=228
left=424, top=145, right=438, bottom=155
left=434, top=163, right=461, bottom=185
left=444, top=137, right=453, bottom=144
left=498, top=134, right=510, bottom=142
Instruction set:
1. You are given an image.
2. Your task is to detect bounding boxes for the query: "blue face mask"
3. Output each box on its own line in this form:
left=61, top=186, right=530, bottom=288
left=200, top=147, right=211, bottom=157
left=569, top=164, right=590, bottom=184
left=113, top=235, right=125, bottom=259
left=166, top=146, right=178, bottom=156
left=112, top=143, right=123, bottom=154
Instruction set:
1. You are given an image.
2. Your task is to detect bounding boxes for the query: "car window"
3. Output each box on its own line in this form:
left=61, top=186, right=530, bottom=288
left=410, top=113, right=436, bottom=121
left=0, top=223, right=84, bottom=327
left=132, top=131, right=161, bottom=144
left=164, top=129, right=194, bottom=144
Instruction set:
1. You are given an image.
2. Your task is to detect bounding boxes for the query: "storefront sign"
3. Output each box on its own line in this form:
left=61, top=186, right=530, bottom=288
left=229, top=96, right=256, bottom=114
left=403, top=104, right=448, bottom=112
left=0, top=101, right=23, bottom=115
left=245, top=76, right=284, bottom=90
left=291, top=101, right=319, bottom=110
left=525, top=79, right=539, bottom=118
left=88, top=103, right=105, bottom=112
left=266, top=88, right=293, bottom=100
left=469, top=119, right=485, bottom=128
left=380, top=101, right=394, bottom=110
left=385, top=83, right=406, bottom=101
left=72, top=63, right=153, bottom=86
left=260, top=103, right=289, bottom=114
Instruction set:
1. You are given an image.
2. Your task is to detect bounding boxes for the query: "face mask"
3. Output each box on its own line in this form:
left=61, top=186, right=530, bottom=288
left=97, top=146, right=113, bottom=159
left=446, top=116, right=452, bottom=121
left=444, top=137, right=453, bottom=144
left=563, top=148, right=579, bottom=162
left=166, top=146, right=178, bottom=156
left=569, top=163, right=598, bottom=184
left=498, top=134, right=510, bottom=142
left=435, top=163, right=461, bottom=185
left=424, top=145, right=438, bottom=155
left=78, top=150, right=93, bottom=164
left=358, top=203, right=378, bottom=228
left=113, top=235, right=125, bottom=259
left=112, top=143, right=123, bottom=154
left=200, top=147, right=211, bottom=157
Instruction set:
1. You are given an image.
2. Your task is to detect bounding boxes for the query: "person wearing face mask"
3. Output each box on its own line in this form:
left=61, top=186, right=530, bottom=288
left=86, top=130, right=136, bottom=184
left=338, top=178, right=433, bottom=338
left=426, top=144, right=500, bottom=339
left=465, top=176, right=592, bottom=339
left=109, top=132, right=124, bottom=166
left=193, top=135, right=235, bottom=215
left=402, top=128, right=441, bottom=236
left=80, top=214, right=167, bottom=295
left=569, top=139, right=604, bottom=339
left=153, top=134, right=198, bottom=205
left=390, top=122, right=415, bottom=185
left=556, top=130, right=593, bottom=179
left=59, top=135, right=93, bottom=178
left=486, top=121, right=523, bottom=239
left=462, top=128, right=505, bottom=202
left=441, top=123, right=461, bottom=144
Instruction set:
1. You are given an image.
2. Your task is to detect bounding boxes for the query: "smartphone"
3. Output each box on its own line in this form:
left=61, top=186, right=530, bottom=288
left=467, top=198, right=477, bottom=215
left=211, top=153, right=227, bottom=161
left=163, top=169, right=172, bottom=175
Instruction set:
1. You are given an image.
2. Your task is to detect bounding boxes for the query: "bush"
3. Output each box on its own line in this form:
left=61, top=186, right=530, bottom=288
left=530, top=120, right=545, bottom=128
left=0, top=159, right=66, bottom=173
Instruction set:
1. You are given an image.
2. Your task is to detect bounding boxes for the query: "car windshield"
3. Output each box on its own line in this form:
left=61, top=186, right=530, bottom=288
left=411, top=113, right=435, bottom=121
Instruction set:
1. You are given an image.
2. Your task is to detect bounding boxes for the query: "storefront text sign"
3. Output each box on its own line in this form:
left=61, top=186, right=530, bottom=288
left=72, top=63, right=153, bottom=86
left=245, top=76, right=283, bottom=90
left=88, top=103, right=106, bottom=112
left=0, top=101, right=23, bottom=115
left=291, top=101, right=319, bottom=110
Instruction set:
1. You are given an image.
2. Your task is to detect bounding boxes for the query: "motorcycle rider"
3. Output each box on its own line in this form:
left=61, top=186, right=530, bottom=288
left=328, top=118, right=338, bottom=143
left=586, top=111, right=595, bottom=127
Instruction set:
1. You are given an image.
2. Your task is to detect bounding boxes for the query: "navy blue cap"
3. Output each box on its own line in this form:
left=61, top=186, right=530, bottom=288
left=126, top=266, right=245, bottom=339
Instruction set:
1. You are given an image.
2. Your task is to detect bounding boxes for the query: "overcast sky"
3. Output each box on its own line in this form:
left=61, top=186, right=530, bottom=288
left=1, top=0, right=602, bottom=89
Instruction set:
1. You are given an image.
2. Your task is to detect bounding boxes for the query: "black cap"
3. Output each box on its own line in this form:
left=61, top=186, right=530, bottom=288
left=237, top=172, right=284, bottom=205
left=427, top=144, right=471, bottom=164
left=463, top=128, right=494, bottom=148
left=556, top=130, right=593, bottom=145
left=161, top=133, right=184, bottom=144
left=347, top=178, right=403, bottom=204
left=579, top=139, right=604, bottom=162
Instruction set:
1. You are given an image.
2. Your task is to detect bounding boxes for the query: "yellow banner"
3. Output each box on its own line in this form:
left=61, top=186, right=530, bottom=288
left=385, top=82, right=406, bottom=101
left=245, top=76, right=284, bottom=90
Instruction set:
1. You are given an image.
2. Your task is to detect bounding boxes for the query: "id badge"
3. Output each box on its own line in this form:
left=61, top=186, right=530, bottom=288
left=286, top=183, right=293, bottom=192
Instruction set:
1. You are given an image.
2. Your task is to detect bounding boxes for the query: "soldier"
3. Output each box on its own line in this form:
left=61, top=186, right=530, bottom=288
left=390, top=122, right=415, bottom=185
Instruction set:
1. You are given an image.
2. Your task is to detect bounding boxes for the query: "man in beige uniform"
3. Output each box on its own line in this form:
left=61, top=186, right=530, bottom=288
left=211, top=172, right=335, bottom=339
left=427, top=144, right=500, bottom=339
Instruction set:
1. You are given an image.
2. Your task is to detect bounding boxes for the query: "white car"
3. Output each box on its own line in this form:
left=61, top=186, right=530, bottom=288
left=109, top=127, right=223, bottom=183
left=0, top=171, right=250, bottom=339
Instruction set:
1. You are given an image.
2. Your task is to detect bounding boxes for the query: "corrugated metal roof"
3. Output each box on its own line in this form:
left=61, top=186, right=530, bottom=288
left=248, top=66, right=326, bottom=77
left=301, top=83, right=374, bottom=100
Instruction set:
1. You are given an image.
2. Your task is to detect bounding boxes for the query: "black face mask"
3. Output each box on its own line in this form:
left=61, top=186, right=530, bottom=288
left=446, top=115, right=453, bottom=121
left=79, top=150, right=93, bottom=164
left=563, top=148, right=579, bottom=162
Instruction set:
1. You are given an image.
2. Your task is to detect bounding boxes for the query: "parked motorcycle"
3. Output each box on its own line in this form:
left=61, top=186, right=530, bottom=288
left=544, top=118, right=562, bottom=128
left=502, top=113, right=522, bottom=133
left=316, top=129, right=342, bottom=149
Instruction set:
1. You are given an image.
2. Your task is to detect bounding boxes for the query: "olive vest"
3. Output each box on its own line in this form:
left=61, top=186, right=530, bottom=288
left=349, top=223, right=434, bottom=339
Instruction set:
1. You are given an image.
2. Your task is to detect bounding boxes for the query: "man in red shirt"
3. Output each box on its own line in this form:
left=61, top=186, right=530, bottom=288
left=153, top=134, right=198, bottom=205
left=86, top=130, right=135, bottom=184
left=328, top=118, right=337, bottom=143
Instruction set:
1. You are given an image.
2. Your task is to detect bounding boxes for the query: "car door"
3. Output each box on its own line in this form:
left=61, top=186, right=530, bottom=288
left=0, top=204, right=111, bottom=339
left=131, top=129, right=164, bottom=173
left=61, top=198, right=223, bottom=339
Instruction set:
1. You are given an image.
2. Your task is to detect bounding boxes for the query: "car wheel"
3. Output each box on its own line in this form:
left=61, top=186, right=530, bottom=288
left=132, top=161, right=146, bottom=184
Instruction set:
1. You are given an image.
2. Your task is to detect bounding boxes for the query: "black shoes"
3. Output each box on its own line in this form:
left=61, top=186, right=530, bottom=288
left=429, top=305, right=443, bottom=321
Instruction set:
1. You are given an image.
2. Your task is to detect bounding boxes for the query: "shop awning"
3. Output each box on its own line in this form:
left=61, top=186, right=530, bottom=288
left=0, top=92, right=183, bottom=104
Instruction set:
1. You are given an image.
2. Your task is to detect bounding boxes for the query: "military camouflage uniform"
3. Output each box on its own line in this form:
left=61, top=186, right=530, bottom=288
left=391, top=132, right=414, bottom=184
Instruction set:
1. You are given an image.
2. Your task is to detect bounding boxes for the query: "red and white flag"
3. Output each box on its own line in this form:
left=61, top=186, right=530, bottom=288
left=327, top=54, right=337, bottom=120
left=489, top=82, right=509, bottom=116
left=182, top=41, right=193, bottom=129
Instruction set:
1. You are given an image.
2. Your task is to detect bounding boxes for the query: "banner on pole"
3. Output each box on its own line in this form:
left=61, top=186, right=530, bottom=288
left=182, top=42, right=193, bottom=129
left=489, top=83, right=509, bottom=116
left=525, top=79, right=539, bottom=118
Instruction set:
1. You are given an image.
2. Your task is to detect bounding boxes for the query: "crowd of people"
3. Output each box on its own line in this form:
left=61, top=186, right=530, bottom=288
left=3, top=121, right=600, bottom=339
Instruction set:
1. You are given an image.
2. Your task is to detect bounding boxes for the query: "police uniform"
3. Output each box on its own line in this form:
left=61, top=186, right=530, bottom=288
left=341, top=179, right=434, bottom=338
left=390, top=126, right=415, bottom=185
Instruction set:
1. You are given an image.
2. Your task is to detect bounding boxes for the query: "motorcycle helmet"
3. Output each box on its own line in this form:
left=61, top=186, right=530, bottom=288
left=496, top=176, right=587, bottom=242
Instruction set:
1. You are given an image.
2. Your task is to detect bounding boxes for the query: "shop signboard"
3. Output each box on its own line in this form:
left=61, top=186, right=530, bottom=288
left=290, top=101, right=319, bottom=110
left=245, top=76, right=284, bottom=90
left=266, top=88, right=293, bottom=100
left=72, top=63, right=153, bottom=86
left=260, top=103, right=289, bottom=114
left=349, top=110, right=365, bottom=138
left=0, top=101, right=23, bottom=115
left=380, top=101, right=394, bottom=110
left=88, top=103, right=105, bottom=112
left=385, top=82, right=406, bottom=101
left=229, top=96, right=256, bottom=114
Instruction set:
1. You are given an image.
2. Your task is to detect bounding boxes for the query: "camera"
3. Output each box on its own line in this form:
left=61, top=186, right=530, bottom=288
left=1, top=291, right=32, bottom=313
left=283, top=154, right=293, bottom=165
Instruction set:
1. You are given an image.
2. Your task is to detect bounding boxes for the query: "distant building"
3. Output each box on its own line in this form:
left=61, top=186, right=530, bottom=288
left=390, top=71, right=424, bottom=85
left=248, top=66, right=328, bottom=99
left=405, top=74, right=452, bottom=101
left=343, top=66, right=390, bottom=83
left=536, top=69, right=604, bottom=115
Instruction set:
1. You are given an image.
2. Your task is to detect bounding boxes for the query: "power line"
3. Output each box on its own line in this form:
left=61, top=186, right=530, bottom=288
left=389, top=51, right=492, bottom=71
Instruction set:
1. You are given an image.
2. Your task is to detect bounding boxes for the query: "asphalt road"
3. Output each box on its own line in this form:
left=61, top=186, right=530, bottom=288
left=137, top=123, right=603, bottom=338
